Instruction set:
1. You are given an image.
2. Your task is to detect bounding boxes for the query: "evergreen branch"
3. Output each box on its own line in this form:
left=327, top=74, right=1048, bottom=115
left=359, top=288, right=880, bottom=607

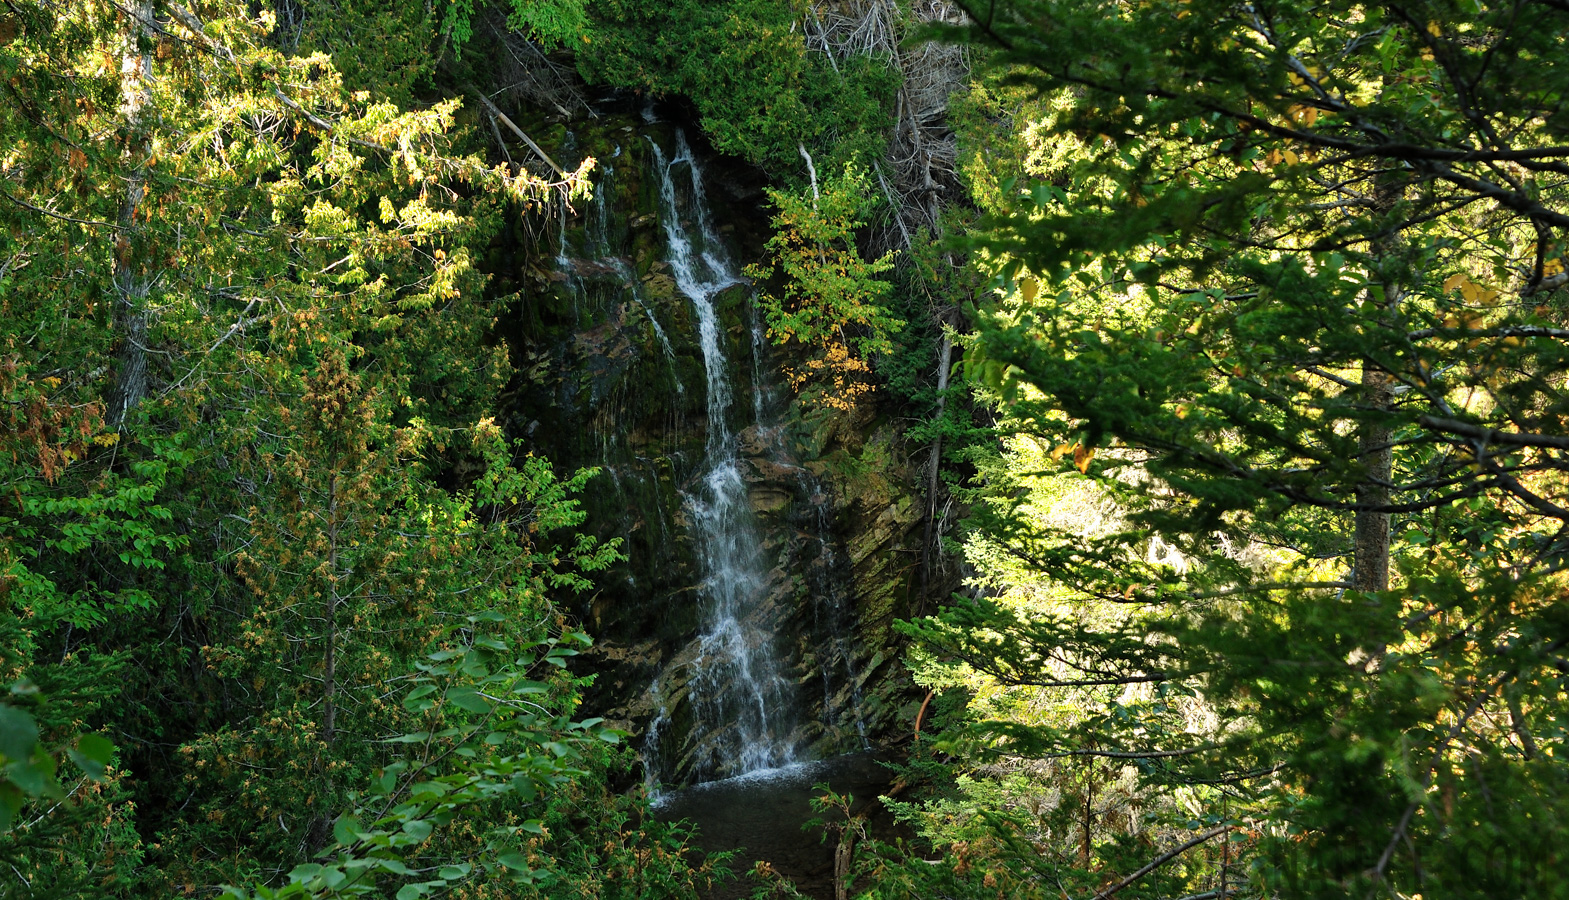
left=1087, top=825, right=1232, bottom=900
left=1033, top=744, right=1218, bottom=759
left=1372, top=676, right=1502, bottom=882
left=161, top=3, right=386, bottom=156
left=0, top=186, right=114, bottom=228
left=1407, top=324, right=1569, bottom=341
left=1186, top=581, right=1351, bottom=599
left=951, top=3, right=1569, bottom=225
left=979, top=669, right=1169, bottom=689
left=1418, top=415, right=1569, bottom=451
left=1165, top=762, right=1288, bottom=786
left=1475, top=456, right=1569, bottom=521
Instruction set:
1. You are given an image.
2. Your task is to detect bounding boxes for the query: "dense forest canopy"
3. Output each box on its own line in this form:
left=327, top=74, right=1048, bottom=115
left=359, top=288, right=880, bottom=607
left=1, top=0, right=1564, bottom=898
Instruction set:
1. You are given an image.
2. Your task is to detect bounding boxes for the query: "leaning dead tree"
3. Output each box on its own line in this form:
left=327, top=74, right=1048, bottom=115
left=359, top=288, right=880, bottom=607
left=803, top=0, right=969, bottom=249
left=477, top=11, right=592, bottom=127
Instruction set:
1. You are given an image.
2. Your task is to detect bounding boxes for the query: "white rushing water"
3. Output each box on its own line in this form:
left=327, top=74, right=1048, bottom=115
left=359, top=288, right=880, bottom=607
left=644, top=132, right=797, bottom=781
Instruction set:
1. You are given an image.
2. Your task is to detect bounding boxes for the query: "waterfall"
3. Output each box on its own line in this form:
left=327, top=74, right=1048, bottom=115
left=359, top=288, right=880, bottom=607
left=800, top=473, right=870, bottom=748
left=644, top=132, right=798, bottom=782
left=596, top=163, right=681, bottom=371
left=559, top=159, right=683, bottom=388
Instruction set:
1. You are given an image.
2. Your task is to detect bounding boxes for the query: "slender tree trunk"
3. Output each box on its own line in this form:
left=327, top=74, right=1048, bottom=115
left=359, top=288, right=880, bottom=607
left=1354, top=182, right=1405, bottom=593
left=919, top=331, right=953, bottom=595
left=1080, top=757, right=1095, bottom=868
left=833, top=820, right=858, bottom=900
left=323, top=473, right=339, bottom=748
left=108, top=0, right=153, bottom=428
left=1353, top=364, right=1393, bottom=592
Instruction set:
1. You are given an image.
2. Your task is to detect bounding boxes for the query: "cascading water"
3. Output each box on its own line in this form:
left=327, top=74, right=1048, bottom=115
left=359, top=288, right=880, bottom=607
left=643, top=132, right=798, bottom=782
left=595, top=163, right=682, bottom=372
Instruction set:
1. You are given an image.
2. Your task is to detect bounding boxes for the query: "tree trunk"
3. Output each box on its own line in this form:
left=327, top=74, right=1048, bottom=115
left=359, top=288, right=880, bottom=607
left=1353, top=364, right=1393, bottom=592
left=1080, top=757, right=1095, bottom=868
left=323, top=473, right=339, bottom=748
left=834, top=821, right=857, bottom=900
left=919, top=332, right=953, bottom=595
left=108, top=0, right=153, bottom=428
left=1354, top=181, right=1405, bottom=593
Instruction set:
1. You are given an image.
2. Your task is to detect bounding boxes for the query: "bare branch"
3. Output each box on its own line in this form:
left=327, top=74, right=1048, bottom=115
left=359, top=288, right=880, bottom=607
left=464, top=86, right=567, bottom=177
left=1419, top=415, right=1569, bottom=451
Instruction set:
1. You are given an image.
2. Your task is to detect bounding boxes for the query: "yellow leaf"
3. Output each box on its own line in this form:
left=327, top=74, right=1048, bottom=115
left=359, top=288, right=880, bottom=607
left=1051, top=442, right=1074, bottom=462
left=1074, top=444, right=1095, bottom=474
left=1021, top=277, right=1039, bottom=305
left=1461, top=281, right=1480, bottom=302
left=1427, top=20, right=1442, bottom=36
left=1282, top=149, right=1299, bottom=165
left=1442, top=273, right=1467, bottom=292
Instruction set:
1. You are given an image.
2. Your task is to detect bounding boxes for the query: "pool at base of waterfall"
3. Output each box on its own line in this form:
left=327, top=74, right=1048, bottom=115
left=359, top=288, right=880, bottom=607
left=652, top=750, right=913, bottom=899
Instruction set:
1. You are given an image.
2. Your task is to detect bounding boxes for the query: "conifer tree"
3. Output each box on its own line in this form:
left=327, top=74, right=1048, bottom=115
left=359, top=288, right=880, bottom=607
left=895, top=0, right=1569, bottom=896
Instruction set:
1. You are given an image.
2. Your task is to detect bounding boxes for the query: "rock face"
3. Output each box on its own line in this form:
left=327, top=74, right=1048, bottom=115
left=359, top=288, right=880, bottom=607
left=500, top=103, right=923, bottom=787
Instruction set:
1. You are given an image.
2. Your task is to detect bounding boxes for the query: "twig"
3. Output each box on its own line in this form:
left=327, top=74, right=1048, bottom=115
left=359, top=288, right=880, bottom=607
left=1371, top=678, right=1501, bottom=882
left=1088, top=825, right=1232, bottom=900
left=1, top=187, right=114, bottom=228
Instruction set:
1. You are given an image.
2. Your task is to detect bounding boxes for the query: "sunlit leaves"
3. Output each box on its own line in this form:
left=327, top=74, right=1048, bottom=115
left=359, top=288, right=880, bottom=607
left=747, top=163, right=901, bottom=409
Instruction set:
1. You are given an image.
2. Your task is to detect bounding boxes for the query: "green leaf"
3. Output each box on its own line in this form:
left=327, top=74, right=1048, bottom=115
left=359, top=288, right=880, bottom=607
left=0, top=783, right=21, bottom=832
left=0, top=705, right=39, bottom=763
left=447, top=687, right=492, bottom=714
left=401, top=684, right=439, bottom=710
left=496, top=851, right=531, bottom=872
left=75, top=732, right=114, bottom=766
left=509, top=774, right=538, bottom=801
left=332, top=816, right=364, bottom=846
left=66, top=748, right=105, bottom=780
left=377, top=858, right=414, bottom=875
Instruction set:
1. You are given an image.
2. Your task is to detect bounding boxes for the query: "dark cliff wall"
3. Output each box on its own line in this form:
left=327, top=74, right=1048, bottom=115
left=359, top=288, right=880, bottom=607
left=496, top=102, right=927, bottom=785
